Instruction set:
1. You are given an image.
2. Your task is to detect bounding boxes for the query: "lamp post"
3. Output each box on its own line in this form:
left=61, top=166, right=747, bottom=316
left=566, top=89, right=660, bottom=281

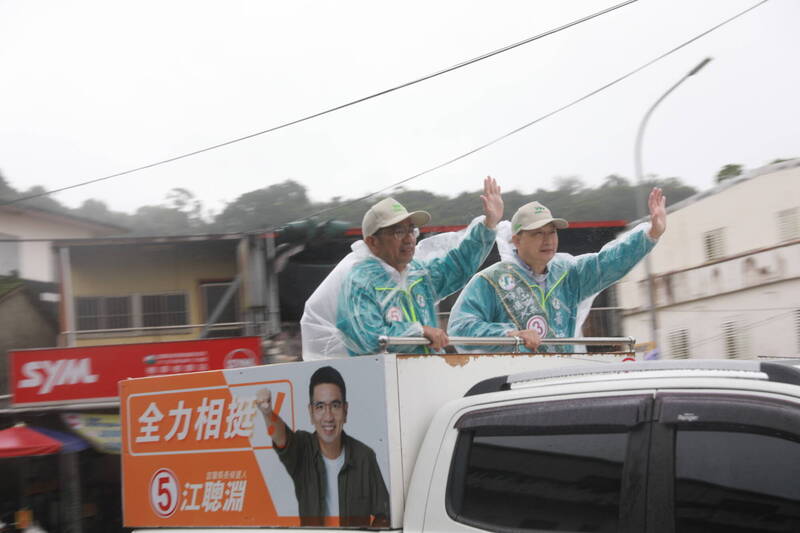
left=634, top=57, right=711, bottom=357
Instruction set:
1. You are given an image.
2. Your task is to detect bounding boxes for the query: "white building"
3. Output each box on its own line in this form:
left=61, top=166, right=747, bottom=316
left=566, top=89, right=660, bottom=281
left=0, top=203, right=125, bottom=282
left=618, top=159, right=800, bottom=359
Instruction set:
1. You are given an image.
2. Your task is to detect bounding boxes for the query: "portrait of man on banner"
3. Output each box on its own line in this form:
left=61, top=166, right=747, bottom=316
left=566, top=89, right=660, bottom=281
left=257, top=365, right=390, bottom=527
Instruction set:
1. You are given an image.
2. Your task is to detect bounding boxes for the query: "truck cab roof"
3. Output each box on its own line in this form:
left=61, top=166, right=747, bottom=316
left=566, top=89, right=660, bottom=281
left=466, top=358, right=800, bottom=397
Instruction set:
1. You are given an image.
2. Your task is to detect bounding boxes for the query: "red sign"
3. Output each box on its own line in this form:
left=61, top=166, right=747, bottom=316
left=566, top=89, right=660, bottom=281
left=10, top=337, right=262, bottom=405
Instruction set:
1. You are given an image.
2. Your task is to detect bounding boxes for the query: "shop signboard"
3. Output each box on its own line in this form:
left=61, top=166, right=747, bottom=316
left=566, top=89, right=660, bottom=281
left=63, top=413, right=122, bottom=454
left=10, top=337, right=262, bottom=405
left=120, top=357, right=394, bottom=528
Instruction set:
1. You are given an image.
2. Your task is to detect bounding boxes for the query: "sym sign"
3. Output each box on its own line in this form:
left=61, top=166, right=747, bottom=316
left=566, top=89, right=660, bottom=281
left=10, top=337, right=262, bottom=406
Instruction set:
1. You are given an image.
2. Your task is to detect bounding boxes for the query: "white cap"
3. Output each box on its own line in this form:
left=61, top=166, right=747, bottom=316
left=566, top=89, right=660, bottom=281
left=362, top=197, right=431, bottom=237
left=511, top=201, right=568, bottom=234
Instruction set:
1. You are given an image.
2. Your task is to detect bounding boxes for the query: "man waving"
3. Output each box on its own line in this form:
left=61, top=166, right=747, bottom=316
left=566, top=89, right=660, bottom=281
left=327, top=176, right=503, bottom=356
left=448, top=187, right=666, bottom=352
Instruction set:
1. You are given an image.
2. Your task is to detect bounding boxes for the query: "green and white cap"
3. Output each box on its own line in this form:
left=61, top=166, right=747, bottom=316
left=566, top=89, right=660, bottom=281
left=511, top=201, right=568, bottom=234
left=362, top=197, right=431, bottom=237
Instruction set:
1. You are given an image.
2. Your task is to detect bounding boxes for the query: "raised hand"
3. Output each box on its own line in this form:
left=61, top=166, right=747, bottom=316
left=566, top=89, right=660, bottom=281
left=481, top=176, right=503, bottom=230
left=256, top=387, right=287, bottom=446
left=647, top=187, right=667, bottom=239
left=256, top=388, right=272, bottom=418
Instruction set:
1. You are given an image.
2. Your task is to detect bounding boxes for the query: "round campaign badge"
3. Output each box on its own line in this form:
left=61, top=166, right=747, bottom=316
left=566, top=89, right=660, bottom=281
left=526, top=315, right=549, bottom=338
left=498, top=273, right=516, bottom=291
left=416, top=293, right=426, bottom=308
left=150, top=468, right=179, bottom=518
left=386, top=306, right=403, bottom=322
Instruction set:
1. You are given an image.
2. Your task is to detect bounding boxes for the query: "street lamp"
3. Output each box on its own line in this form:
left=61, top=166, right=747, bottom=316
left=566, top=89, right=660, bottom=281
left=634, top=57, right=712, bottom=357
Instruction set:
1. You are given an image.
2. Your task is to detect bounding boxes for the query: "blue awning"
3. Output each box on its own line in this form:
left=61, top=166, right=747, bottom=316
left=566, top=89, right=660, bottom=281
left=32, top=426, right=90, bottom=453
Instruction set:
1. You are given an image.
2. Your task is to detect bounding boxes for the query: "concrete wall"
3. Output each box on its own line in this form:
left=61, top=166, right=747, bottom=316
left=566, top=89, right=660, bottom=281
left=0, top=289, right=58, bottom=394
left=625, top=276, right=800, bottom=359
left=67, top=241, right=239, bottom=346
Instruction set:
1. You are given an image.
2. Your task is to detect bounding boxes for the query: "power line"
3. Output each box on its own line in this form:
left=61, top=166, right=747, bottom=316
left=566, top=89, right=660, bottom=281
left=676, top=308, right=795, bottom=351
left=288, top=0, right=768, bottom=228
left=0, top=0, right=638, bottom=209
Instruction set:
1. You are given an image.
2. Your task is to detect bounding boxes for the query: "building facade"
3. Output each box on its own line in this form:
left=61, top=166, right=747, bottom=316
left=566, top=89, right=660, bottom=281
left=0, top=204, right=124, bottom=282
left=52, top=233, right=280, bottom=348
left=0, top=278, right=59, bottom=395
left=618, top=159, right=800, bottom=359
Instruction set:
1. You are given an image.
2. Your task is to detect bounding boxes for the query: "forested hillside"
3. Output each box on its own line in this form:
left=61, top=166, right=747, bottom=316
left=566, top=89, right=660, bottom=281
left=1, top=172, right=699, bottom=236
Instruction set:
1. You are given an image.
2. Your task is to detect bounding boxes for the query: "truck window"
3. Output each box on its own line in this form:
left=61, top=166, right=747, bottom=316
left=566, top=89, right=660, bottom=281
left=674, top=429, right=800, bottom=532
left=458, top=431, right=627, bottom=531
left=447, top=395, right=651, bottom=532
left=655, top=393, right=800, bottom=533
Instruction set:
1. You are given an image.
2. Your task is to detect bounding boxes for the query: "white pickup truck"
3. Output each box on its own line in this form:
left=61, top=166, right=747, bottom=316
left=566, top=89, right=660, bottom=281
left=121, top=344, right=800, bottom=533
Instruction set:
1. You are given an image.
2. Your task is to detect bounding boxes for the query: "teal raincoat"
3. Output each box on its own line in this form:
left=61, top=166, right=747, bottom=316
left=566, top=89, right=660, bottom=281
left=336, top=222, right=496, bottom=355
left=447, top=223, right=656, bottom=352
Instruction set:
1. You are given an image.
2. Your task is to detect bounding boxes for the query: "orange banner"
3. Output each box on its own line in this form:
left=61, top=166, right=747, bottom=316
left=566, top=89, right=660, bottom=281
left=120, top=358, right=392, bottom=528
left=121, top=370, right=298, bottom=526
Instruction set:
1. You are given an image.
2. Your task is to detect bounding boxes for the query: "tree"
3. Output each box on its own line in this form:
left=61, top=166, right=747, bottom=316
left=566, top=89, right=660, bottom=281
left=167, top=188, right=199, bottom=214
left=0, top=171, right=18, bottom=200
left=71, top=199, right=130, bottom=231
left=715, top=164, right=743, bottom=183
left=76, top=198, right=111, bottom=219
left=214, top=180, right=313, bottom=232
left=165, top=188, right=207, bottom=231
left=18, top=185, right=67, bottom=212
left=601, top=174, right=630, bottom=188
left=553, top=176, right=585, bottom=195
left=582, top=175, right=637, bottom=221
left=130, top=205, right=195, bottom=236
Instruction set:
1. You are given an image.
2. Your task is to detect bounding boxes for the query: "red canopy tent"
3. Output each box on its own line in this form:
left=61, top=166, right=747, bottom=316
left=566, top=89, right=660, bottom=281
left=0, top=424, right=82, bottom=531
left=0, top=424, right=62, bottom=458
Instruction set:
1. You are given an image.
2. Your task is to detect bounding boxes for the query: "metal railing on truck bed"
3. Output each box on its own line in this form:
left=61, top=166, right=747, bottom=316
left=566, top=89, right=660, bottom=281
left=378, top=335, right=636, bottom=353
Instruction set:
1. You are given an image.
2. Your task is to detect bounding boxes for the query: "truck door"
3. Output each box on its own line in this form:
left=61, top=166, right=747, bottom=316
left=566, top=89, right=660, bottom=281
left=440, top=394, right=654, bottom=533
left=648, top=393, right=800, bottom=533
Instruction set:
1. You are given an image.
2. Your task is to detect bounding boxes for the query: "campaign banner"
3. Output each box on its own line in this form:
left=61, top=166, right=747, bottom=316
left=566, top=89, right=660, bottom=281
left=10, top=337, right=262, bottom=405
left=62, top=413, right=122, bottom=454
left=120, top=357, right=392, bottom=528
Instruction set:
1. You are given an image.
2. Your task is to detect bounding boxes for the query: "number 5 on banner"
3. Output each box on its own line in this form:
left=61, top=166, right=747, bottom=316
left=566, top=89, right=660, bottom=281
left=150, top=468, right=178, bottom=518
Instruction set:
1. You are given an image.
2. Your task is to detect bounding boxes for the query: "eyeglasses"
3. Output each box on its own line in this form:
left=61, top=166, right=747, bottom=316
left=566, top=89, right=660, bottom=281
left=380, top=225, right=420, bottom=240
left=311, top=400, right=344, bottom=414
left=520, top=228, right=558, bottom=239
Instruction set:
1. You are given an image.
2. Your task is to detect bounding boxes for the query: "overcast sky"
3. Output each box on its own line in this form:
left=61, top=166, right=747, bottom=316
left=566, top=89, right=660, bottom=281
left=0, top=0, right=797, bottom=217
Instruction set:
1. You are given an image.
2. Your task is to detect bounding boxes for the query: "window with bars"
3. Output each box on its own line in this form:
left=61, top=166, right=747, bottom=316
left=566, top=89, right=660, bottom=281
left=722, top=321, right=740, bottom=359
left=201, top=282, right=241, bottom=337
left=668, top=329, right=690, bottom=359
left=76, top=296, right=132, bottom=330
left=796, top=309, right=800, bottom=354
left=142, top=293, right=187, bottom=327
left=703, top=228, right=726, bottom=262
left=201, top=283, right=238, bottom=322
left=76, top=293, right=187, bottom=331
left=778, top=207, right=799, bottom=242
